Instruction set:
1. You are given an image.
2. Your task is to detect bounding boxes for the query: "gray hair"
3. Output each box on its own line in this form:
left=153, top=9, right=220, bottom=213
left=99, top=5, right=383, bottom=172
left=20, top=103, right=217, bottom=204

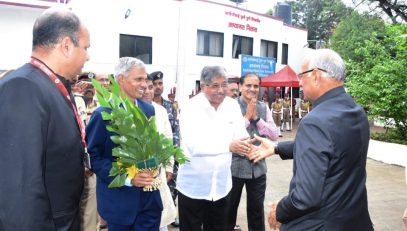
left=200, top=66, right=228, bottom=85
left=307, top=49, right=346, bottom=81
left=114, top=57, right=145, bottom=80
left=32, top=7, right=81, bottom=50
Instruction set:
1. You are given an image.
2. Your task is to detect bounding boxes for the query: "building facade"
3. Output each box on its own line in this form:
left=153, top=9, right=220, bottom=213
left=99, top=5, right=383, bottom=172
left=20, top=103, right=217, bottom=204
left=0, top=0, right=307, bottom=106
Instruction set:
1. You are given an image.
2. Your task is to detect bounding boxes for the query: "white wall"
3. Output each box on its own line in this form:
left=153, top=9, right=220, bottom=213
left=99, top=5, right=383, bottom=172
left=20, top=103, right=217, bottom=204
left=176, top=0, right=307, bottom=106
left=0, top=5, right=43, bottom=70
left=70, top=0, right=182, bottom=99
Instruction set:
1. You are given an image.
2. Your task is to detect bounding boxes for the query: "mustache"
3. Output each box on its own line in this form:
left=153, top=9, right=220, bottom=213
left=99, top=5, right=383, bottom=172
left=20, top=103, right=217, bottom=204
left=214, top=93, right=225, bottom=97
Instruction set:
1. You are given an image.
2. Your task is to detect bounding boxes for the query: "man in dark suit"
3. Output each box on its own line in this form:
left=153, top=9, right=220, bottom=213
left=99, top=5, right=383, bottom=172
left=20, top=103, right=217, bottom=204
left=86, top=57, right=162, bottom=231
left=250, top=49, right=373, bottom=230
left=0, top=7, right=90, bottom=231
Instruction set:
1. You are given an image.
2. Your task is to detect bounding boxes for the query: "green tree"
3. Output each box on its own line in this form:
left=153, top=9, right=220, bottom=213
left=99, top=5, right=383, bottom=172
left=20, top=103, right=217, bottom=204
left=350, top=0, right=406, bottom=24
left=330, top=11, right=386, bottom=62
left=286, top=0, right=352, bottom=47
left=346, top=24, right=407, bottom=140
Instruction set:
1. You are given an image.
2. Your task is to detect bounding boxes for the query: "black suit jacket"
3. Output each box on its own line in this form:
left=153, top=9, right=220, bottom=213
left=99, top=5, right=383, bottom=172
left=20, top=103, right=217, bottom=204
left=276, top=87, right=373, bottom=230
left=0, top=64, right=84, bottom=231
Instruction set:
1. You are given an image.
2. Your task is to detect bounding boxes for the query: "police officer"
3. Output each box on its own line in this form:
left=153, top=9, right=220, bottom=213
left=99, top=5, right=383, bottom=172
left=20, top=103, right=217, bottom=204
left=271, top=93, right=283, bottom=137
left=282, top=93, right=291, bottom=131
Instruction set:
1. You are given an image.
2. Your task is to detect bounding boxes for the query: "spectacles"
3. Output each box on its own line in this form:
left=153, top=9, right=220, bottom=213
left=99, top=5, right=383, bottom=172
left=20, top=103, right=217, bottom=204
left=206, top=83, right=228, bottom=90
left=297, top=68, right=327, bottom=78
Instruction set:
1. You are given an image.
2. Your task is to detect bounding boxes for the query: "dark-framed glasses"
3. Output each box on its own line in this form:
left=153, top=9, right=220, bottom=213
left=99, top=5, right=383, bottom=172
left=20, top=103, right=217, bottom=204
left=297, top=68, right=327, bottom=78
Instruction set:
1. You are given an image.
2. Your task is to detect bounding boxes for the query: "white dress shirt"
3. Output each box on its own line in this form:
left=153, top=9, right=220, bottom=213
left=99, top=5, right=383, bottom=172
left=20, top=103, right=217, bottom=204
left=177, top=93, right=248, bottom=201
left=151, top=102, right=177, bottom=228
left=152, top=102, right=173, bottom=141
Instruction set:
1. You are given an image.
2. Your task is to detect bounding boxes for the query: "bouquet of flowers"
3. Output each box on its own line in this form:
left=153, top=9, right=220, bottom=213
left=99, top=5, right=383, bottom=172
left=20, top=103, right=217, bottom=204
left=92, top=76, right=187, bottom=191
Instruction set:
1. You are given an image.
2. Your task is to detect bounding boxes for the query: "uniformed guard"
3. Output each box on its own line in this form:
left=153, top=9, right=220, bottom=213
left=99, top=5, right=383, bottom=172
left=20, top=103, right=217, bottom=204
left=282, top=93, right=291, bottom=131
left=299, top=99, right=310, bottom=120
left=271, top=94, right=283, bottom=137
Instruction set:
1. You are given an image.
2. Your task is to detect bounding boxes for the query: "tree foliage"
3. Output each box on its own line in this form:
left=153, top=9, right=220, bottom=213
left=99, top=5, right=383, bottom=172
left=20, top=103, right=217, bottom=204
left=350, top=0, right=407, bottom=24
left=286, top=0, right=352, bottom=47
left=330, top=11, right=386, bottom=62
left=345, top=24, right=407, bottom=140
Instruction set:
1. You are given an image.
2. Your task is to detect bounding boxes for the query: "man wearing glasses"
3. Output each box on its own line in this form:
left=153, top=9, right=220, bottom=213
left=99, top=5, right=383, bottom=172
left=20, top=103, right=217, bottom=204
left=227, top=73, right=279, bottom=231
left=249, top=49, right=373, bottom=230
left=176, top=66, right=251, bottom=231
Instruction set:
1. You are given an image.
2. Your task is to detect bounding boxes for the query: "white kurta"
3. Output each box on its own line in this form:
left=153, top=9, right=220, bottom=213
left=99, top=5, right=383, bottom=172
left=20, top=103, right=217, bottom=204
left=177, top=93, right=248, bottom=201
left=152, top=102, right=177, bottom=228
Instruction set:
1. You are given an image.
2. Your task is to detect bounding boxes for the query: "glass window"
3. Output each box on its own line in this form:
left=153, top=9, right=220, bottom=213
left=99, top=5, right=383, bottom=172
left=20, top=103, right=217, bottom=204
left=120, top=34, right=152, bottom=64
left=260, top=40, right=278, bottom=61
left=196, top=30, right=224, bottom=57
left=282, top=43, right=288, bottom=65
left=232, top=35, right=253, bottom=59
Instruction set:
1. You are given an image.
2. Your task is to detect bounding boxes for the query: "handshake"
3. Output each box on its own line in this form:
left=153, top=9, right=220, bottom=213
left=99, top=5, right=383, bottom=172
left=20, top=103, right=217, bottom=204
left=230, top=134, right=277, bottom=162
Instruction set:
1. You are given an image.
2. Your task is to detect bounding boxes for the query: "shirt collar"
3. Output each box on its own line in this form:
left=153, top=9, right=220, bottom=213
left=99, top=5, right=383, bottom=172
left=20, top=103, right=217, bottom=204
left=313, top=86, right=345, bottom=108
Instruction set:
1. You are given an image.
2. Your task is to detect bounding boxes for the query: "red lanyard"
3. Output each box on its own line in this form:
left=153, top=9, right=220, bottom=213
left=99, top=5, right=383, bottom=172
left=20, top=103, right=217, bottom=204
left=29, top=57, right=87, bottom=150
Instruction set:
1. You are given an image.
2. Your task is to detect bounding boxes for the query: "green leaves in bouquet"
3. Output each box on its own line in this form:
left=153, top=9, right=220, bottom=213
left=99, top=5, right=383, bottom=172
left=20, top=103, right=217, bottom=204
left=109, top=173, right=127, bottom=188
left=91, top=75, right=188, bottom=188
left=174, top=147, right=188, bottom=164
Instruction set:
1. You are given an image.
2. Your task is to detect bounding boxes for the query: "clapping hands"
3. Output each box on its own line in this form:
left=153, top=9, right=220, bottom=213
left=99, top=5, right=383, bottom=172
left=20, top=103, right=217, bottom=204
left=245, top=98, right=257, bottom=120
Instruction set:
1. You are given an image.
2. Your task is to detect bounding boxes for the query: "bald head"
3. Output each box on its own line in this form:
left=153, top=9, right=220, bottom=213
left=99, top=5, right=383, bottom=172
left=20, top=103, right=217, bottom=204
left=31, top=7, right=90, bottom=81
left=32, top=7, right=82, bottom=50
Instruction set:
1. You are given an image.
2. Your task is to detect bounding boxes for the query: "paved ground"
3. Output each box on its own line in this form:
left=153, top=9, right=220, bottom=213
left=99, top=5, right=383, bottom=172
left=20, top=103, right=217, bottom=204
left=169, top=121, right=407, bottom=231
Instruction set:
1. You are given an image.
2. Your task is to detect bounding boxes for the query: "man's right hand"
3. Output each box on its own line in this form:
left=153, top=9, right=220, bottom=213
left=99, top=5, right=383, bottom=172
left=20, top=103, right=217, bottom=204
left=248, top=134, right=276, bottom=162
left=131, top=172, right=153, bottom=187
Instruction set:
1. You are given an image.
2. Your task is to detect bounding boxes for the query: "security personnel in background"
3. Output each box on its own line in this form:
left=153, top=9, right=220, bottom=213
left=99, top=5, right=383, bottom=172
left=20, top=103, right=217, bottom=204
left=282, top=93, right=291, bottom=131
left=300, top=98, right=310, bottom=120
left=271, top=94, right=283, bottom=137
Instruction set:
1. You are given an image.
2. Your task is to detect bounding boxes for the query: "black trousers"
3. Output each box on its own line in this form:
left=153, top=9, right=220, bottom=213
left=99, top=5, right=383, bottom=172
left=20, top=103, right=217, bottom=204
left=178, top=191, right=231, bottom=231
left=227, top=174, right=267, bottom=231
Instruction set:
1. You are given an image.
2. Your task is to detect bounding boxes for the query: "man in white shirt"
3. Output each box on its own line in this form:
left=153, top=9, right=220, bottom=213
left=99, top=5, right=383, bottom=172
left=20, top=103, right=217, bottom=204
left=177, top=66, right=251, bottom=231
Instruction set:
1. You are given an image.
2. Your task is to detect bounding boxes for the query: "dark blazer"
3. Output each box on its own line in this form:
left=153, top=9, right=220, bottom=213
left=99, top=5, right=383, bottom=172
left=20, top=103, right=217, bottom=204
left=86, top=99, right=163, bottom=227
left=0, top=64, right=84, bottom=231
left=276, top=87, right=373, bottom=231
